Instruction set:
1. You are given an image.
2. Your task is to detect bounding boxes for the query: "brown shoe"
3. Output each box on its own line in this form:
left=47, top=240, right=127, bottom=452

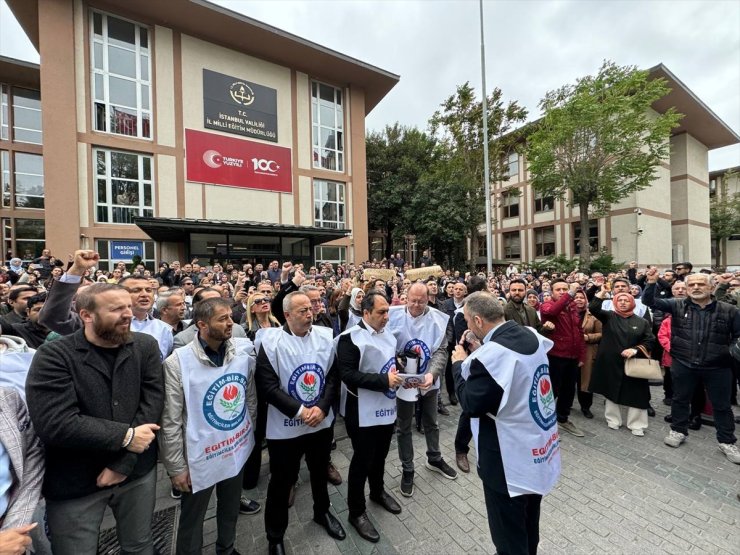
left=327, top=462, right=342, bottom=485
left=287, top=482, right=297, bottom=508
left=456, top=453, right=470, bottom=473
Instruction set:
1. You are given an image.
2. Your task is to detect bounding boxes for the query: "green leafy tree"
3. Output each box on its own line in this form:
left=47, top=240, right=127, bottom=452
left=527, top=61, right=683, bottom=266
left=710, top=169, right=740, bottom=269
left=366, top=124, right=436, bottom=259
left=429, top=83, right=527, bottom=268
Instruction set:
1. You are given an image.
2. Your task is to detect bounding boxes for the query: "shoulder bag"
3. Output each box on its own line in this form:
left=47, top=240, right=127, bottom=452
left=624, top=345, right=662, bottom=380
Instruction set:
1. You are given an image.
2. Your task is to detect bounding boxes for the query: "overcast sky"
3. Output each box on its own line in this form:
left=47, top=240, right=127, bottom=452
left=1, top=0, right=738, bottom=170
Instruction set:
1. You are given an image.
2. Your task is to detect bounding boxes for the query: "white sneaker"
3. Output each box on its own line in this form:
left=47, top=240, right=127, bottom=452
left=718, top=443, right=740, bottom=464
left=664, top=430, right=686, bottom=448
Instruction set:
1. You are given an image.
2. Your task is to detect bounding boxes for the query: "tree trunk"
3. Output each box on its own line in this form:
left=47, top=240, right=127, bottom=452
left=578, top=201, right=591, bottom=269
left=469, top=227, right=479, bottom=272
left=714, top=237, right=722, bottom=270
left=384, top=222, right=394, bottom=260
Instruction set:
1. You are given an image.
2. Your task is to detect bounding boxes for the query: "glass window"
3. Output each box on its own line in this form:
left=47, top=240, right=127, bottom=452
left=0, top=85, right=8, bottom=140
left=1, top=218, right=45, bottom=262
left=14, top=152, right=44, bottom=209
left=90, top=10, right=152, bottom=139
left=94, top=148, right=154, bottom=224
left=534, top=226, right=556, bottom=257
left=503, top=232, right=520, bottom=259
left=573, top=220, right=599, bottom=255
left=12, top=87, right=42, bottom=144
left=533, top=190, right=554, bottom=212
left=506, top=152, right=518, bottom=180
left=314, top=179, right=346, bottom=229
left=95, top=239, right=155, bottom=271
left=1, top=151, right=8, bottom=208
left=501, top=190, right=519, bottom=219
left=315, top=245, right=346, bottom=265
left=311, top=81, right=344, bottom=171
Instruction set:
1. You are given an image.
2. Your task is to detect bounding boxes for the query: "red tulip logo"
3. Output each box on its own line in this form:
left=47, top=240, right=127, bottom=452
left=414, top=345, right=422, bottom=355
left=223, top=384, right=238, bottom=401
left=540, top=379, right=551, bottom=397
left=303, top=373, right=316, bottom=387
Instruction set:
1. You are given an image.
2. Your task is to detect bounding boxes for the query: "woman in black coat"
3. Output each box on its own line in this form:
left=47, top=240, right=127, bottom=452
left=589, top=289, right=655, bottom=436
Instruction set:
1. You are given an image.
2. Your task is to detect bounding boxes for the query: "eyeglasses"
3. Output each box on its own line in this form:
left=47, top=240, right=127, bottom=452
left=252, top=298, right=271, bottom=305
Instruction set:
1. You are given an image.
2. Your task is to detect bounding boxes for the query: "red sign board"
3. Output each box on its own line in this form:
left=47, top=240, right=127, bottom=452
left=185, top=129, right=292, bottom=193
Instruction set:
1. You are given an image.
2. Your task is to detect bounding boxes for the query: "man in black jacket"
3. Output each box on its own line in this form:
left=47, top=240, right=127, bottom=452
left=643, top=269, right=740, bottom=464
left=25, top=283, right=163, bottom=555
left=256, top=292, right=345, bottom=555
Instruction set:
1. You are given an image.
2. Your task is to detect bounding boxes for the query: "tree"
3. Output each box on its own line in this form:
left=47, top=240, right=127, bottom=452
left=429, top=83, right=527, bottom=268
left=710, top=169, right=740, bottom=269
left=526, top=61, right=683, bottom=266
left=366, top=124, right=436, bottom=259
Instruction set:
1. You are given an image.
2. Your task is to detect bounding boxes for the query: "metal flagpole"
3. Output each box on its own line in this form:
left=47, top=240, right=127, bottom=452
left=479, top=0, right=493, bottom=275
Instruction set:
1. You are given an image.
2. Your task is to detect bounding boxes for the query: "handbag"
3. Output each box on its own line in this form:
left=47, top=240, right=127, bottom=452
left=624, top=345, right=662, bottom=380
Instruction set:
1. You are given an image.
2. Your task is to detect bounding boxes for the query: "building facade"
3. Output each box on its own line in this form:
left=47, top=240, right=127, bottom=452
left=484, top=65, right=739, bottom=269
left=709, top=166, right=740, bottom=269
left=1, top=0, right=398, bottom=269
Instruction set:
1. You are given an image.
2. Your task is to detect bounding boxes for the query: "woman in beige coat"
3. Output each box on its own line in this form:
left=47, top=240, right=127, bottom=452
left=574, top=290, right=602, bottom=419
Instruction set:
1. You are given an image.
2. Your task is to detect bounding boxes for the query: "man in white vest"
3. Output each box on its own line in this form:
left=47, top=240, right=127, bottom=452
left=387, top=282, right=456, bottom=498
left=159, top=297, right=257, bottom=555
left=336, top=291, right=403, bottom=543
left=255, top=292, right=346, bottom=555
left=451, top=292, right=561, bottom=555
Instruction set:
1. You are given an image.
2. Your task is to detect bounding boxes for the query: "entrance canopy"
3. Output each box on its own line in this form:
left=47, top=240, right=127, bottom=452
left=134, top=217, right=350, bottom=263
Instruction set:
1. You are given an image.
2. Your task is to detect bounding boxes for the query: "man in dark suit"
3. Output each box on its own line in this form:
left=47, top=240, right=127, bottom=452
left=452, top=292, right=561, bottom=555
left=26, top=283, right=163, bottom=555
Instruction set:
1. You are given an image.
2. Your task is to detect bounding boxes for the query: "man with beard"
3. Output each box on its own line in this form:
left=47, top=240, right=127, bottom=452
left=160, top=298, right=257, bottom=555
left=38, top=250, right=174, bottom=360
left=25, top=283, right=163, bottom=554
left=504, top=279, right=553, bottom=334
left=0, top=293, right=50, bottom=348
left=256, top=292, right=345, bottom=555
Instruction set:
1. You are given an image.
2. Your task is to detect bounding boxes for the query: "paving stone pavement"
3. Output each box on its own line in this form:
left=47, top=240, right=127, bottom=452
left=141, top=385, right=740, bottom=554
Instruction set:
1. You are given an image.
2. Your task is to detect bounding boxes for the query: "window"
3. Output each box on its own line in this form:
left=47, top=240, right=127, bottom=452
left=0, top=85, right=8, bottom=140
left=501, top=190, right=519, bottom=219
left=503, top=232, right=520, bottom=259
left=5, top=152, right=44, bottom=209
left=314, top=179, right=345, bottom=229
left=533, top=190, right=554, bottom=212
left=95, top=239, right=155, bottom=271
left=534, top=226, right=556, bottom=257
left=709, top=179, right=717, bottom=197
left=94, top=148, right=154, bottom=223
left=12, top=87, right=42, bottom=144
left=506, top=152, right=519, bottom=180
left=311, top=82, right=343, bottom=171
left=1, top=218, right=45, bottom=262
left=315, top=245, right=346, bottom=266
left=573, top=220, right=599, bottom=254
left=91, top=11, right=152, bottom=139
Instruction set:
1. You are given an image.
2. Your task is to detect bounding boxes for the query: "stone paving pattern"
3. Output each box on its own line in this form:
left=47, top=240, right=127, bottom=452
left=145, top=385, right=739, bottom=554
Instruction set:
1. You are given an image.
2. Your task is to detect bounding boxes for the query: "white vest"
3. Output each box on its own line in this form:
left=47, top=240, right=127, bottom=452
left=346, top=310, right=362, bottom=330
left=387, top=305, right=449, bottom=401
left=178, top=338, right=256, bottom=493
left=256, top=326, right=336, bottom=440
left=337, top=324, right=398, bottom=427
left=0, top=348, right=35, bottom=400
left=461, top=329, right=561, bottom=497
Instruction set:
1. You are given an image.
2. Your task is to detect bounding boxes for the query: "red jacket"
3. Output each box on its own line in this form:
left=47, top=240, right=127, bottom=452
left=658, top=316, right=672, bottom=367
left=540, top=292, right=585, bottom=363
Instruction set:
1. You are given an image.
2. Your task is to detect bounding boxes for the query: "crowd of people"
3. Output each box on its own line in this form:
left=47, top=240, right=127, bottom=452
left=0, top=248, right=739, bottom=555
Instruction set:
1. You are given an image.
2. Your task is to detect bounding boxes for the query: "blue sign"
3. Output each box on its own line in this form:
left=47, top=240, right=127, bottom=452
left=110, top=241, right=143, bottom=262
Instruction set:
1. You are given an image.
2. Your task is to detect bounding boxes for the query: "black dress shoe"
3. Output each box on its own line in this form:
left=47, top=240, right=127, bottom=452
left=581, top=408, right=594, bottom=419
left=268, top=541, right=286, bottom=555
left=664, top=414, right=673, bottom=423
left=370, top=490, right=402, bottom=514
left=314, top=511, right=346, bottom=540
left=688, top=416, right=702, bottom=430
left=449, top=393, right=458, bottom=405
left=647, top=404, right=656, bottom=417
left=349, top=512, right=379, bottom=543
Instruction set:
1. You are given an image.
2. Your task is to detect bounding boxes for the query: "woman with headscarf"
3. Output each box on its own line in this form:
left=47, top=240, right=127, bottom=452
left=588, top=288, right=655, bottom=436
left=337, top=286, right=364, bottom=332
left=629, top=284, right=642, bottom=299
left=526, top=289, right=540, bottom=318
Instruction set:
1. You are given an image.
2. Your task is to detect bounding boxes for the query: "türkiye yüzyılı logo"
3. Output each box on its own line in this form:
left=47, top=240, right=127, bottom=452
left=202, top=149, right=279, bottom=175
left=203, top=373, right=247, bottom=431
left=404, top=338, right=431, bottom=374
left=380, top=357, right=397, bottom=399
left=288, top=363, right=325, bottom=407
left=529, top=364, right=556, bottom=430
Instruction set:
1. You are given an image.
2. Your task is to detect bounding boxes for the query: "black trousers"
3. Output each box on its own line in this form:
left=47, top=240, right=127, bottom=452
left=242, top=398, right=267, bottom=490
left=264, top=426, right=332, bottom=542
left=345, top=421, right=394, bottom=518
left=455, top=412, right=473, bottom=454
left=483, top=481, right=541, bottom=555
left=670, top=360, right=736, bottom=443
left=548, top=355, right=579, bottom=423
